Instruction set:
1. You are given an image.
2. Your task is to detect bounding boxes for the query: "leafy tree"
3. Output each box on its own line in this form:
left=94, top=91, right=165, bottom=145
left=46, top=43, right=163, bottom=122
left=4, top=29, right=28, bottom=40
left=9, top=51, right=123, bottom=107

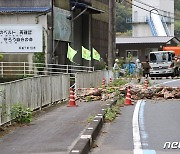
left=116, top=0, right=180, bottom=37
left=116, top=2, right=132, bottom=33
left=174, top=0, right=180, bottom=37
left=175, top=0, right=180, bottom=11
left=174, top=12, right=180, bottom=37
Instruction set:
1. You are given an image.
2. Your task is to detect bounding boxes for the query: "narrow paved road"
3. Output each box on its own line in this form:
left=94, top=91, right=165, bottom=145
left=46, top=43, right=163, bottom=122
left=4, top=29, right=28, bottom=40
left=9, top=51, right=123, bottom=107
left=0, top=101, right=108, bottom=154
left=142, top=99, right=180, bottom=154
left=90, top=105, right=135, bottom=154
left=90, top=79, right=180, bottom=154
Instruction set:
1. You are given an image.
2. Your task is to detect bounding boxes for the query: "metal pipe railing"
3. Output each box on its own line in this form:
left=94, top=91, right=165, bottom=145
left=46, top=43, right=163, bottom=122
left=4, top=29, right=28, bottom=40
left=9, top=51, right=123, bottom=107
left=0, top=62, right=94, bottom=78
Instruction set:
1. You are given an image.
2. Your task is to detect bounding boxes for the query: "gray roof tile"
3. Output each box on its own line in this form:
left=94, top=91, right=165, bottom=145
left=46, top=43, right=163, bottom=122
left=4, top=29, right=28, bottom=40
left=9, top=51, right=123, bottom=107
left=116, top=36, right=174, bottom=44
left=0, top=7, right=51, bottom=14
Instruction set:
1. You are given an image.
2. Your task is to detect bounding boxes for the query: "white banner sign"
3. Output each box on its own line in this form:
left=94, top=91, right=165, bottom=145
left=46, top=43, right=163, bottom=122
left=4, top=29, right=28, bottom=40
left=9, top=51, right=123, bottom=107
left=0, top=25, right=43, bottom=53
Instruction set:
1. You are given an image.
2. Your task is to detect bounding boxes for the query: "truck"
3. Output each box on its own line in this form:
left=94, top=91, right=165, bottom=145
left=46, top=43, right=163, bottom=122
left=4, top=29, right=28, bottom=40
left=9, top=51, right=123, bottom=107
left=163, top=46, right=180, bottom=57
left=148, top=50, right=180, bottom=77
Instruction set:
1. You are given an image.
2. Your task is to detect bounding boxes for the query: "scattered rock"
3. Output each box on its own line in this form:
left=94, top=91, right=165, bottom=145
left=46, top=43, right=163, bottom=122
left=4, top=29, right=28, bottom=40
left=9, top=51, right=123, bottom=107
left=76, top=85, right=180, bottom=101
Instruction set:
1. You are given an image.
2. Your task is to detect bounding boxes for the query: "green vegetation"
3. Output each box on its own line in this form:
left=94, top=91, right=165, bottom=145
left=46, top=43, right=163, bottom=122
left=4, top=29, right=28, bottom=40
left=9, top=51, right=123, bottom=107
left=32, top=33, right=46, bottom=74
left=105, top=106, right=118, bottom=122
left=116, top=0, right=180, bottom=37
left=116, top=2, right=132, bottom=34
left=106, top=87, right=115, bottom=94
left=104, top=97, right=124, bottom=122
left=85, top=96, right=92, bottom=102
left=10, top=103, right=33, bottom=124
left=96, top=61, right=108, bottom=70
left=110, top=78, right=128, bottom=87
left=33, top=52, right=45, bottom=73
left=116, top=97, right=125, bottom=105
left=87, top=115, right=95, bottom=123
left=175, top=0, right=180, bottom=37
left=33, top=52, right=45, bottom=64
left=33, top=32, right=45, bottom=64
left=0, top=53, right=3, bottom=61
left=0, top=103, right=7, bottom=118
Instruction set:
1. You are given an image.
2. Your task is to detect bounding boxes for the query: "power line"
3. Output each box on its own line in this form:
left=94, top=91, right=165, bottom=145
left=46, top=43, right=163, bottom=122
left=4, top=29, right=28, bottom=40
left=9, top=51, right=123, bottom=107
left=134, top=0, right=174, bottom=15
left=116, top=0, right=180, bottom=20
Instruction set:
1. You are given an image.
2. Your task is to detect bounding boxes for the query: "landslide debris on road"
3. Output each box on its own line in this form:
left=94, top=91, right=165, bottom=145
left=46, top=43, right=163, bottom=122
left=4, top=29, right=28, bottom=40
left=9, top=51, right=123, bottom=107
left=76, top=79, right=180, bottom=101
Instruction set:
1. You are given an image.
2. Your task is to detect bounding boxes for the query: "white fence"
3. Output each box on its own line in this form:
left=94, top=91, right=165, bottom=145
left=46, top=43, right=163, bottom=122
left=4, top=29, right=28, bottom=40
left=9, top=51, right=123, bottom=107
left=0, top=62, right=94, bottom=79
left=75, top=70, right=113, bottom=89
left=0, top=74, right=70, bottom=126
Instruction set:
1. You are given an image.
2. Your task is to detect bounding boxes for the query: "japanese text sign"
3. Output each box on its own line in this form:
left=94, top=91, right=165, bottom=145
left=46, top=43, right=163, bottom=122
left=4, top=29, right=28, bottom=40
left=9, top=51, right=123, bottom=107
left=0, top=25, right=43, bottom=53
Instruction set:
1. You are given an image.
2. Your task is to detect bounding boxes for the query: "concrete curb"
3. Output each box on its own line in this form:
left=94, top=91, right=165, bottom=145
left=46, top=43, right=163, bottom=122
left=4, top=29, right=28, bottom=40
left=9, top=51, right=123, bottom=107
left=69, top=99, right=117, bottom=154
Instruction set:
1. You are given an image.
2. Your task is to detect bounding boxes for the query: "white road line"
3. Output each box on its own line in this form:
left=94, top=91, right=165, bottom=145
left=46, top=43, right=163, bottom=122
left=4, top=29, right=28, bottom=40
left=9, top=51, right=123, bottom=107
left=133, top=100, right=157, bottom=154
left=67, top=124, right=90, bottom=153
left=133, top=100, right=143, bottom=154
left=139, top=101, right=149, bottom=147
left=152, top=79, right=180, bottom=87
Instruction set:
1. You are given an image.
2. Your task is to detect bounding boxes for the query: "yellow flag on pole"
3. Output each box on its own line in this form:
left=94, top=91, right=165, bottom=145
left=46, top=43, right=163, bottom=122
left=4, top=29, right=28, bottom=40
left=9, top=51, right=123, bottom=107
left=82, top=46, right=91, bottom=60
left=67, top=44, right=77, bottom=62
left=92, top=48, right=101, bottom=61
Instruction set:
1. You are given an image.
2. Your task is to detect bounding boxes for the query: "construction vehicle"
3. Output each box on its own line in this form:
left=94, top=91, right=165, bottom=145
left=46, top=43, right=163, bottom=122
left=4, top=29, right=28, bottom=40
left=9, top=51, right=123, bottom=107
left=163, top=46, right=180, bottom=57
left=148, top=50, right=180, bottom=77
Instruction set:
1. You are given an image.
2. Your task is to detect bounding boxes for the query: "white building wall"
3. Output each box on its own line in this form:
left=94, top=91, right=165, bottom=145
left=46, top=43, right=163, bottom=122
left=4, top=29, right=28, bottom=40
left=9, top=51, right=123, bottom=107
left=0, top=14, right=48, bottom=63
left=133, top=24, right=152, bottom=37
left=160, top=0, right=174, bottom=36
left=132, top=0, right=174, bottom=37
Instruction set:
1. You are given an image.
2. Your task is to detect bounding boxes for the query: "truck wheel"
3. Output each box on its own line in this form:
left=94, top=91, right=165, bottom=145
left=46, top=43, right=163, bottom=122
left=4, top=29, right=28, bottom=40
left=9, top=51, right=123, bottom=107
left=177, top=69, right=180, bottom=76
left=171, top=72, right=175, bottom=77
left=174, top=68, right=179, bottom=76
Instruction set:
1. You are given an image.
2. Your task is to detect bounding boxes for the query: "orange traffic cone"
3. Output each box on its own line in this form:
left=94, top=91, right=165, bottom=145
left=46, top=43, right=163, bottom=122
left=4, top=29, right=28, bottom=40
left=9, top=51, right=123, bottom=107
left=102, top=78, right=106, bottom=88
left=125, top=86, right=132, bottom=105
left=68, top=88, right=78, bottom=107
left=144, top=78, right=148, bottom=89
left=109, top=78, right=112, bottom=84
left=109, top=78, right=112, bottom=87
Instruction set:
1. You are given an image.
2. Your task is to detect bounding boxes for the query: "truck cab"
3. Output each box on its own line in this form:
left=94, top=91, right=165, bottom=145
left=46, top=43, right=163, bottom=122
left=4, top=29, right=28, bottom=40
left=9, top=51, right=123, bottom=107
left=149, top=51, right=179, bottom=77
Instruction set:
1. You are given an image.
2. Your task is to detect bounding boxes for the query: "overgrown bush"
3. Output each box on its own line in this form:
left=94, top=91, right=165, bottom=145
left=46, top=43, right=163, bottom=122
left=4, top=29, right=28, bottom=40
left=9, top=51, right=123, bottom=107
left=105, top=97, right=124, bottom=122
left=106, top=87, right=115, bottom=94
left=105, top=106, right=118, bottom=122
left=10, top=103, right=32, bottom=124
left=111, top=78, right=128, bottom=87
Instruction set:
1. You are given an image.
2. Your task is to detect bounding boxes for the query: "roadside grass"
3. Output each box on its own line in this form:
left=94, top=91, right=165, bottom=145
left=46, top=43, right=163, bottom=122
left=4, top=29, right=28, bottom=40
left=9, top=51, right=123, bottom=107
left=110, top=78, right=128, bottom=87
left=104, top=78, right=126, bottom=122
left=85, top=96, right=92, bottom=102
left=104, top=97, right=124, bottom=123
left=11, top=103, right=33, bottom=124
left=87, top=115, right=95, bottom=123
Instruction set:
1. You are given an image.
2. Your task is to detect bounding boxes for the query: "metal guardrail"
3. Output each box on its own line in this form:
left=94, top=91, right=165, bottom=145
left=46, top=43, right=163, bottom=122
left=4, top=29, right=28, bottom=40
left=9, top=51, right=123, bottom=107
left=0, top=62, right=94, bottom=79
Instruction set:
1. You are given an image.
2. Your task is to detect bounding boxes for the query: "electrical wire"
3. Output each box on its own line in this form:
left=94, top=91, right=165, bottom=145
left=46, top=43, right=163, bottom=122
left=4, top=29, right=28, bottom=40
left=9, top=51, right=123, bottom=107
left=116, top=0, right=180, bottom=20
left=134, top=0, right=174, bottom=15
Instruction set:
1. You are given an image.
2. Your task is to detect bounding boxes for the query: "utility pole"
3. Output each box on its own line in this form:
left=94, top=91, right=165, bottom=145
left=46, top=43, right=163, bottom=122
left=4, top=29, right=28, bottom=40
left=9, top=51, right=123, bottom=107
left=108, top=0, right=116, bottom=69
left=51, top=0, right=54, bottom=63
left=47, top=0, right=54, bottom=64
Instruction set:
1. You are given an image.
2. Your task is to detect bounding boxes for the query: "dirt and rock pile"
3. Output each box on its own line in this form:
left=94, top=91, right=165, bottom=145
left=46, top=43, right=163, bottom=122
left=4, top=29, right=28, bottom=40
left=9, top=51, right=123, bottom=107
left=76, top=85, right=180, bottom=102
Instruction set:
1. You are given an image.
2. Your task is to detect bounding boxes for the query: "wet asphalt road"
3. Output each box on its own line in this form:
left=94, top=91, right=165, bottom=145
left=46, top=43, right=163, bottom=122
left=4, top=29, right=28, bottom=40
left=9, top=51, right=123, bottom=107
left=90, top=79, right=180, bottom=154
left=0, top=101, right=108, bottom=154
